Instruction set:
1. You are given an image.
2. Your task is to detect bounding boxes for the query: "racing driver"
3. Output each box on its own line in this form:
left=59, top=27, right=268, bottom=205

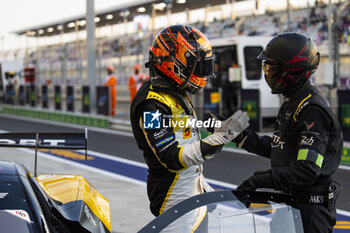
left=235, top=32, right=343, bottom=233
left=130, top=25, right=249, bottom=232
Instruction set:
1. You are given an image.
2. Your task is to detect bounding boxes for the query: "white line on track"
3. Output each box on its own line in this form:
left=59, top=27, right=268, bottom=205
left=222, top=146, right=258, bottom=156
left=86, top=149, right=148, bottom=168
left=17, top=147, right=146, bottom=187
left=1, top=113, right=350, bottom=172
left=337, top=209, right=350, bottom=217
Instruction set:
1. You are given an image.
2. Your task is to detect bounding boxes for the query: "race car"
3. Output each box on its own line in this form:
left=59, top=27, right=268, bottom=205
left=0, top=131, right=111, bottom=233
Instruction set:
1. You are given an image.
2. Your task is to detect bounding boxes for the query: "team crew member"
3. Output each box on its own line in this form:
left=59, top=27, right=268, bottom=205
left=235, top=33, right=343, bottom=233
left=128, top=64, right=145, bottom=102
left=130, top=25, right=249, bottom=232
left=104, top=66, right=117, bottom=115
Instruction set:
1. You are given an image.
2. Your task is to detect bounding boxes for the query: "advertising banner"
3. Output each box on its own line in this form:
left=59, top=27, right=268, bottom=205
left=19, top=85, right=25, bottom=106
left=241, top=89, right=260, bottom=132
left=66, top=86, right=74, bottom=112
left=203, top=87, right=221, bottom=119
left=96, top=86, right=110, bottom=116
left=82, top=86, right=90, bottom=113
left=54, top=85, right=61, bottom=110
left=338, top=90, right=350, bottom=141
left=30, top=84, right=36, bottom=107
left=42, top=85, right=48, bottom=109
left=26, top=86, right=31, bottom=105
left=5, top=85, right=15, bottom=105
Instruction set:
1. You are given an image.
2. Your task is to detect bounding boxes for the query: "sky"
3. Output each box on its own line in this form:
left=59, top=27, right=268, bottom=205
left=0, top=0, right=317, bottom=34
left=0, top=0, right=133, bottom=34
left=0, top=0, right=133, bottom=50
left=0, top=0, right=318, bottom=51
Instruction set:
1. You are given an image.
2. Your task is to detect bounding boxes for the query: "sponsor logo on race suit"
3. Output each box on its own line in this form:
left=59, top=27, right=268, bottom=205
left=309, top=195, right=324, bottom=203
left=271, top=134, right=285, bottom=149
left=304, top=121, right=315, bottom=131
left=294, top=101, right=310, bottom=119
left=183, top=127, right=192, bottom=139
left=155, top=136, right=174, bottom=147
left=143, top=110, right=162, bottom=129
left=300, top=136, right=314, bottom=146
left=154, top=128, right=169, bottom=140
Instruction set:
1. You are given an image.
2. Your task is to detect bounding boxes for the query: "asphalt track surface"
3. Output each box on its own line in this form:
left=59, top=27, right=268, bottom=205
left=0, top=114, right=349, bottom=213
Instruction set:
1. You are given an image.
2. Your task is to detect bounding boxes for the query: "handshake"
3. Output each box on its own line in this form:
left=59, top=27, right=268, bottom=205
left=202, top=110, right=250, bottom=146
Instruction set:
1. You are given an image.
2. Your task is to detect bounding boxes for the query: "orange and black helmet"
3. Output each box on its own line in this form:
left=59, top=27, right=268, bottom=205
left=147, top=25, right=214, bottom=94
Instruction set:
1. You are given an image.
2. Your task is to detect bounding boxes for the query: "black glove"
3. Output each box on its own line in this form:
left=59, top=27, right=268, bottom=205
left=232, top=130, right=248, bottom=146
left=236, top=170, right=273, bottom=191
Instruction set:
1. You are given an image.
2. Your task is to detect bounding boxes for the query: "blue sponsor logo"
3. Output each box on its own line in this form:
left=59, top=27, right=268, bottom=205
left=98, top=95, right=107, bottom=106
left=155, top=136, right=174, bottom=147
left=143, top=110, right=162, bottom=129
left=179, top=111, right=186, bottom=119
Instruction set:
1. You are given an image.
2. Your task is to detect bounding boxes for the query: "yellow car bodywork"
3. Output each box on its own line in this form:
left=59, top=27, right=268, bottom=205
left=36, top=174, right=111, bottom=232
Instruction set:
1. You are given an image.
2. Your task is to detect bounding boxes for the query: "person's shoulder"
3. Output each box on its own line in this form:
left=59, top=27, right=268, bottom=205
left=309, top=86, right=330, bottom=106
left=132, top=97, right=171, bottom=119
left=133, top=82, right=164, bottom=104
left=146, top=89, right=169, bottom=107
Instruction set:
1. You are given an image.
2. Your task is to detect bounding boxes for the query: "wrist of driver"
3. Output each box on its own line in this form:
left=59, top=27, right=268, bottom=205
left=203, top=132, right=233, bottom=145
left=200, top=140, right=223, bottom=160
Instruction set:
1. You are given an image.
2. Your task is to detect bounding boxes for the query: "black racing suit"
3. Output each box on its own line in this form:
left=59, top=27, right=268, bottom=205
left=239, top=80, right=343, bottom=233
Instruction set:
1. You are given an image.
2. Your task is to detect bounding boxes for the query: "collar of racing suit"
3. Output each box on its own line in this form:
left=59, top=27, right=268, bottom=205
left=284, top=79, right=311, bottom=102
left=150, top=76, right=194, bottom=116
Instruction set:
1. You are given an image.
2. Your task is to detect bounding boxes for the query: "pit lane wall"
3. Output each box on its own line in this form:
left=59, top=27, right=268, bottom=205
left=0, top=106, right=109, bottom=128
left=1, top=105, right=349, bottom=166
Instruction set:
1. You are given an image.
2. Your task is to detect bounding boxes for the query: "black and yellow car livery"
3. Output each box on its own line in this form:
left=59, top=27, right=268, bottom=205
left=0, top=131, right=111, bottom=233
left=36, top=174, right=111, bottom=233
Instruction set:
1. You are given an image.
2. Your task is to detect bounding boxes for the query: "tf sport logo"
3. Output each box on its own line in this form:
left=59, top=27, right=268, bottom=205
left=143, top=110, right=162, bottom=129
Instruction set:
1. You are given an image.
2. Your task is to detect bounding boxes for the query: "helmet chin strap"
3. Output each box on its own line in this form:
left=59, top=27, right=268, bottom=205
left=179, top=58, right=198, bottom=93
left=180, top=31, right=200, bottom=93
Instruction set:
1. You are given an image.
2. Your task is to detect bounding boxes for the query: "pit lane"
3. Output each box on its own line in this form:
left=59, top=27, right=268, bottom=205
left=0, top=114, right=350, bottom=232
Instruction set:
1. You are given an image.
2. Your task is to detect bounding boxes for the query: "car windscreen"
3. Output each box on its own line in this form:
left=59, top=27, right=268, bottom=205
left=138, top=190, right=303, bottom=233
left=0, top=179, right=38, bottom=232
left=0, top=210, right=36, bottom=233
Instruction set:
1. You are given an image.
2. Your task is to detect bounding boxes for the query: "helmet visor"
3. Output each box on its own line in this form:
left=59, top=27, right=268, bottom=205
left=262, top=62, right=282, bottom=79
left=193, top=56, right=214, bottom=78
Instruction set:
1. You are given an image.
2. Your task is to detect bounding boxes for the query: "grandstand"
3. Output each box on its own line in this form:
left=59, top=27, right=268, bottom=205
left=0, top=0, right=349, bottom=119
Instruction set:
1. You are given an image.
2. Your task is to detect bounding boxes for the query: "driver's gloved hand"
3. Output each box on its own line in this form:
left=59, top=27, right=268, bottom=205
left=206, top=112, right=227, bottom=133
left=202, top=110, right=249, bottom=146
left=206, top=112, right=250, bottom=148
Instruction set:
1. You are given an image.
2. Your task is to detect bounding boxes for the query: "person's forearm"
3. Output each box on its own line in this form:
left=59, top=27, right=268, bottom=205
left=240, top=130, right=272, bottom=158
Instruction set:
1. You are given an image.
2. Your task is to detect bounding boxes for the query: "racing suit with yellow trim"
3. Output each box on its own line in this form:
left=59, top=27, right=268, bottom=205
left=130, top=78, right=221, bottom=232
